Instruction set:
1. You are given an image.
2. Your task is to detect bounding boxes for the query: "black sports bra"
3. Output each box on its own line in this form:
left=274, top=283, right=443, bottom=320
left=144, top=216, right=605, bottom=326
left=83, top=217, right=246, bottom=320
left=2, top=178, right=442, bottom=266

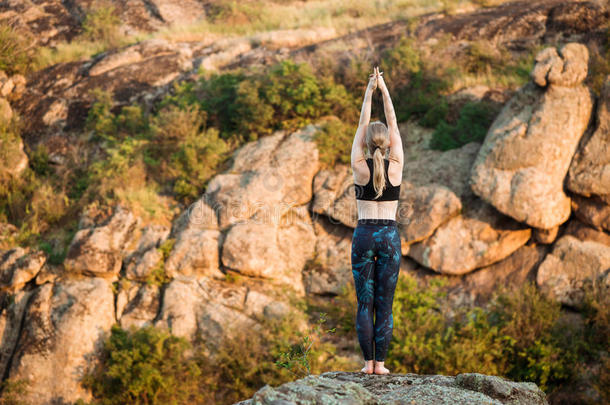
left=354, top=158, right=401, bottom=201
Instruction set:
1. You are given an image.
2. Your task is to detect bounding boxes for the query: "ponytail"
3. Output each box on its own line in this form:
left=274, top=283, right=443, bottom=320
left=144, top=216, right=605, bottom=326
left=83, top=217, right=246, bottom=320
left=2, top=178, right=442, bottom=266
left=365, top=121, right=390, bottom=199
left=372, top=147, right=386, bottom=199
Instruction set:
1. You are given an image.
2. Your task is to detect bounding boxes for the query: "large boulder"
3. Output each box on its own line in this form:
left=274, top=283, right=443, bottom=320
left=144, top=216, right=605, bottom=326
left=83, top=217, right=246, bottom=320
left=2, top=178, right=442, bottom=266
left=7, top=277, right=115, bottom=404
left=221, top=207, right=315, bottom=293
left=470, top=43, right=594, bottom=229
left=206, top=125, right=320, bottom=229
left=163, top=198, right=223, bottom=279
left=241, top=371, right=548, bottom=405
left=0, top=248, right=46, bottom=292
left=408, top=199, right=531, bottom=275
left=567, top=77, right=610, bottom=201
left=447, top=245, right=547, bottom=306
left=536, top=235, right=610, bottom=307
left=303, top=216, right=353, bottom=296
left=64, top=205, right=139, bottom=279
left=571, top=194, right=610, bottom=232
left=116, top=282, right=161, bottom=330
left=399, top=141, right=480, bottom=248
left=154, top=277, right=261, bottom=355
left=311, top=164, right=357, bottom=228
left=0, top=289, right=35, bottom=380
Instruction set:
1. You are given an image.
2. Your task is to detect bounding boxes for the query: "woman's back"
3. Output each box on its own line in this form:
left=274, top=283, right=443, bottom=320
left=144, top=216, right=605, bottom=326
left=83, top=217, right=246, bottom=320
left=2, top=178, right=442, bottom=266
left=354, top=157, right=402, bottom=220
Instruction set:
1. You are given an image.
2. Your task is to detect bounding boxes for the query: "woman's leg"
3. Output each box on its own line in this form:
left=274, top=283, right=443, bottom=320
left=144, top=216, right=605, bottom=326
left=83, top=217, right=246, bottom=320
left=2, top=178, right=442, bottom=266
left=351, top=226, right=376, bottom=363
left=372, top=225, right=401, bottom=365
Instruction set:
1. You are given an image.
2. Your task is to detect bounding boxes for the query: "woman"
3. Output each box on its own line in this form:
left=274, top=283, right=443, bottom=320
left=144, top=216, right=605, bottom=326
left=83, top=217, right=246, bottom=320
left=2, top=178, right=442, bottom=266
left=351, top=66, right=403, bottom=375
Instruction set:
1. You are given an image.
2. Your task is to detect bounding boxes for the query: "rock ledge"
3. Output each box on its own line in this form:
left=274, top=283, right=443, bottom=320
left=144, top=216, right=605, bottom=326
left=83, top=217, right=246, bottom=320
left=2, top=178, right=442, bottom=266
left=237, top=371, right=548, bottom=404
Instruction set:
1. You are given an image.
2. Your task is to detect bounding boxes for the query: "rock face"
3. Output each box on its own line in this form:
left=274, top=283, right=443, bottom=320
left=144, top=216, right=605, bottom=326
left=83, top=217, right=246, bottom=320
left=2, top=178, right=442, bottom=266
left=154, top=277, right=259, bottom=350
left=7, top=277, right=115, bottom=404
left=239, top=371, right=548, bottom=405
left=408, top=200, right=531, bottom=275
left=64, top=205, right=139, bottom=279
left=206, top=125, right=320, bottom=229
left=536, top=235, right=610, bottom=307
left=568, top=77, right=610, bottom=220
left=221, top=207, right=316, bottom=293
left=0, top=248, right=46, bottom=292
left=401, top=141, right=531, bottom=275
left=470, top=43, right=594, bottom=229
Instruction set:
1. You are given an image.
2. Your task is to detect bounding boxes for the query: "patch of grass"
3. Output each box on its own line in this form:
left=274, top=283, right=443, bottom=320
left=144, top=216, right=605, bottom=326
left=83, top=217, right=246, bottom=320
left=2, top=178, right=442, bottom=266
left=80, top=1, right=125, bottom=50
left=0, top=22, right=34, bottom=75
left=144, top=238, right=174, bottom=287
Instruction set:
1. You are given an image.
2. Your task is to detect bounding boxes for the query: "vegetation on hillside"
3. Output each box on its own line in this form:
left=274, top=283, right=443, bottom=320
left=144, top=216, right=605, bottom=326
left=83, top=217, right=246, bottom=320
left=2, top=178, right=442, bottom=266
left=61, top=275, right=610, bottom=404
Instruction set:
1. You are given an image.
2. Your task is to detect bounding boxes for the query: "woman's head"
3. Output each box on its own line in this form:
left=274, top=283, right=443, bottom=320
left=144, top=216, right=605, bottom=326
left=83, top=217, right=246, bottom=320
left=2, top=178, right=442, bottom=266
left=365, top=121, right=390, bottom=199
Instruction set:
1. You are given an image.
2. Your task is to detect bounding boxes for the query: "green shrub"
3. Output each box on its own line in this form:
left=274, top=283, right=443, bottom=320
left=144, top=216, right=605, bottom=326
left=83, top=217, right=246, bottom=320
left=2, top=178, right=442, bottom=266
left=429, top=101, right=498, bottom=150
left=148, top=104, right=230, bottom=202
left=380, top=38, right=452, bottom=126
left=385, top=275, right=586, bottom=393
left=0, top=378, right=30, bottom=405
left=80, top=1, right=123, bottom=49
left=0, top=23, right=33, bottom=75
left=313, top=116, right=353, bottom=168
left=162, top=59, right=358, bottom=142
left=82, top=324, right=204, bottom=404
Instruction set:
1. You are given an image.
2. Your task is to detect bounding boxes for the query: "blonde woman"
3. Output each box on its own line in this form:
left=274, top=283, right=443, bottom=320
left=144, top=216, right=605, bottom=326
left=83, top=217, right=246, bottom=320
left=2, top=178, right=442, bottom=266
left=351, top=66, right=403, bottom=375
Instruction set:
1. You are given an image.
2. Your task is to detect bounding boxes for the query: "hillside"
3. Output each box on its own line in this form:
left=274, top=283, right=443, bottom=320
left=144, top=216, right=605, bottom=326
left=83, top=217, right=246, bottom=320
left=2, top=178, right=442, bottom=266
left=0, top=1, right=609, bottom=404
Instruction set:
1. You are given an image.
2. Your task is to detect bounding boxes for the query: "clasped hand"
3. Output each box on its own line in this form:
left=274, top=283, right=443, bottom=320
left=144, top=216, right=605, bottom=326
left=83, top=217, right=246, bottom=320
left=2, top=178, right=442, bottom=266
left=367, top=66, right=385, bottom=91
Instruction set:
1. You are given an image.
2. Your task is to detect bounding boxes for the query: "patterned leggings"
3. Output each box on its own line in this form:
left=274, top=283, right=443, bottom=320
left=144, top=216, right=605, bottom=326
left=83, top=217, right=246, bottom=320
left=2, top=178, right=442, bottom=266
left=351, top=219, right=401, bottom=362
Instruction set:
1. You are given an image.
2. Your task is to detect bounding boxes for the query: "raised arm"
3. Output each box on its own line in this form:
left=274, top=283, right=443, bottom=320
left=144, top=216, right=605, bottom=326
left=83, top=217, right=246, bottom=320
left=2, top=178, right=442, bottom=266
left=377, top=69, right=403, bottom=164
left=351, top=70, right=377, bottom=167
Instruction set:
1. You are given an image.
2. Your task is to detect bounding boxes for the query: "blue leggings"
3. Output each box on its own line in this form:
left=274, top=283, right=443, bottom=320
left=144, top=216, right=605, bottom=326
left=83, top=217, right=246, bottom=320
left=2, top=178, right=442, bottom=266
left=351, top=219, right=401, bottom=362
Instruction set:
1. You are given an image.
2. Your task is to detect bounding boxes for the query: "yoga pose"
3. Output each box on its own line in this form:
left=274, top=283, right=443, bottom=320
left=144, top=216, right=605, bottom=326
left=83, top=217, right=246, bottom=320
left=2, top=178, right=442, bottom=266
left=351, top=66, right=404, bottom=375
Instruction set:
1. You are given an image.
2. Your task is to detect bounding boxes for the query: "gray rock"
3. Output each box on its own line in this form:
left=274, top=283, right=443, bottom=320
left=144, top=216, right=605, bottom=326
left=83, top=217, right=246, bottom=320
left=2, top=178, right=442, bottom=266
left=7, top=277, right=115, bottom=404
left=537, top=235, right=610, bottom=307
left=0, top=248, right=46, bottom=292
left=568, top=77, right=610, bottom=202
left=242, top=371, right=549, bottom=405
left=64, top=205, right=139, bottom=279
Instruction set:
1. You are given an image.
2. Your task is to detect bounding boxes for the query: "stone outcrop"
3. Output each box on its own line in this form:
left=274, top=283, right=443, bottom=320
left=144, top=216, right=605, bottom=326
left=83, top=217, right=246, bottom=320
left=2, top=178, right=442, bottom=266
left=239, top=371, right=548, bottom=405
left=400, top=140, right=531, bottom=275
left=470, top=43, right=594, bottom=229
left=536, top=235, right=610, bottom=307
left=567, top=76, right=610, bottom=217
left=207, top=125, right=320, bottom=229
left=408, top=199, right=531, bottom=275
left=448, top=245, right=547, bottom=305
left=154, top=277, right=260, bottom=352
left=221, top=207, right=316, bottom=293
left=64, top=205, right=139, bottom=279
left=303, top=217, right=353, bottom=296
left=311, top=164, right=357, bottom=228
left=0, top=248, right=46, bottom=292
left=116, top=282, right=161, bottom=329
left=6, top=277, right=115, bottom=404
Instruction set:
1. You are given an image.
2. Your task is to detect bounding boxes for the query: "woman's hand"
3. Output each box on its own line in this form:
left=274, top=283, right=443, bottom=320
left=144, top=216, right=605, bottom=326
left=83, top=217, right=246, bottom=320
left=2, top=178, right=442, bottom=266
left=367, top=68, right=378, bottom=91
left=375, top=66, right=387, bottom=91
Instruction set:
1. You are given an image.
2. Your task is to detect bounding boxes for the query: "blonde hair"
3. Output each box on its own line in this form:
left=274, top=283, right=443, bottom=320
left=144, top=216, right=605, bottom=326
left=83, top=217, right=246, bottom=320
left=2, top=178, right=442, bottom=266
left=365, top=121, right=390, bottom=199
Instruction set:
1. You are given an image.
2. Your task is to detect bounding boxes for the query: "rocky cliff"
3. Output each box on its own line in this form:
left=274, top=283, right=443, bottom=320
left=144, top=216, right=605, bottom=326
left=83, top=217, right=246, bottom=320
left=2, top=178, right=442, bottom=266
left=0, top=0, right=608, bottom=404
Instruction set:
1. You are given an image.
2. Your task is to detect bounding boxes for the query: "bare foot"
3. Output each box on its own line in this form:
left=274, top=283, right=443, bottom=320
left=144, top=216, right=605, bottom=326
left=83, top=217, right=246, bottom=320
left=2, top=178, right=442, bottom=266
left=360, top=360, right=374, bottom=374
left=374, top=361, right=390, bottom=375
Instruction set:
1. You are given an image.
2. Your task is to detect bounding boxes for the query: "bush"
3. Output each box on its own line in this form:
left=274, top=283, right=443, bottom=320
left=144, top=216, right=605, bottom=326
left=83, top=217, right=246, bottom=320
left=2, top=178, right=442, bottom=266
left=0, top=23, right=33, bottom=75
left=313, top=116, right=353, bottom=168
left=429, top=101, right=498, bottom=150
left=379, top=38, right=452, bottom=126
left=385, top=275, right=591, bottom=394
left=82, top=324, right=204, bottom=404
left=162, top=59, right=358, bottom=142
left=80, top=1, right=124, bottom=49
